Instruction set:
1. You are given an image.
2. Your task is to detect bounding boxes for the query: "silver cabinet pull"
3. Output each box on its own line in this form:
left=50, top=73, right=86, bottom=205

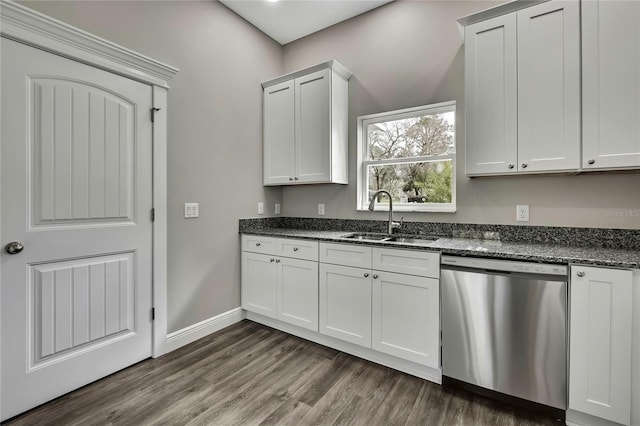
left=364, top=273, right=369, bottom=278
left=294, top=177, right=299, bottom=181
left=255, top=242, right=261, bottom=247
left=269, top=258, right=275, bottom=263
left=275, top=259, right=280, bottom=263
left=5, top=241, right=24, bottom=255
left=576, top=271, right=585, bottom=278
left=587, top=159, right=595, bottom=165
left=293, top=247, right=299, bottom=252
left=372, top=274, right=379, bottom=279
left=289, top=177, right=294, bottom=181
left=521, top=163, right=528, bottom=169
left=508, top=164, right=514, bottom=169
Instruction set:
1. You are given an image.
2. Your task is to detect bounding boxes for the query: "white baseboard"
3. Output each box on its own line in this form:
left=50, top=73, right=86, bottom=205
left=163, top=307, right=245, bottom=354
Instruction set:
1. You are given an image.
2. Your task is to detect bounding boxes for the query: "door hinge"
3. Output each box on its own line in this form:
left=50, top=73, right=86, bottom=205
left=151, top=307, right=156, bottom=321
left=151, top=107, right=161, bottom=123
left=151, top=208, right=155, bottom=222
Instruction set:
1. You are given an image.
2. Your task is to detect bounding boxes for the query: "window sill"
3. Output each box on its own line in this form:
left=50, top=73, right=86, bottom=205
left=357, top=206, right=457, bottom=213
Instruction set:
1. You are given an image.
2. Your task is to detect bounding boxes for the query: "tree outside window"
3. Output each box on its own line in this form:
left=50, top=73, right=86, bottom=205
left=357, top=101, right=456, bottom=212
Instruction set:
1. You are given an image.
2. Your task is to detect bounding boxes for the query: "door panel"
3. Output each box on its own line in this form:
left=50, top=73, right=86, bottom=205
left=263, top=80, right=295, bottom=185
left=1, top=38, right=153, bottom=421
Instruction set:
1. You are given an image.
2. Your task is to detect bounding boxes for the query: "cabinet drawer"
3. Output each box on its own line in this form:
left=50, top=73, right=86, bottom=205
left=373, top=248, right=440, bottom=278
left=242, top=235, right=280, bottom=255
left=319, top=243, right=372, bottom=268
left=279, top=239, right=318, bottom=261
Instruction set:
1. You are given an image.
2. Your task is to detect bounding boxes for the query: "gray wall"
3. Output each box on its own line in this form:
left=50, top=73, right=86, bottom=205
left=18, top=0, right=640, bottom=334
left=281, top=0, right=640, bottom=230
left=20, top=0, right=284, bottom=333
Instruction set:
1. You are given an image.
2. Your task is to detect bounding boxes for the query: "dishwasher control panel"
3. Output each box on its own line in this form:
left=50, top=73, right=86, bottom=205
left=441, top=255, right=568, bottom=276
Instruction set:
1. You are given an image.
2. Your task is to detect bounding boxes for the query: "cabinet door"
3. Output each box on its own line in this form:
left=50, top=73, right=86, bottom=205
left=295, top=68, right=331, bottom=183
left=569, top=266, right=633, bottom=425
left=263, top=80, right=295, bottom=185
left=517, top=1, right=580, bottom=172
left=582, top=0, right=640, bottom=170
left=319, top=263, right=371, bottom=347
left=241, top=252, right=278, bottom=318
left=464, top=14, right=517, bottom=176
left=277, top=258, right=319, bottom=331
left=372, top=272, right=439, bottom=368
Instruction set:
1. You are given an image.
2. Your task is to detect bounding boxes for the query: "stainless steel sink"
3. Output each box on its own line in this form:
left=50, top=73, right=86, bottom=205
left=340, top=233, right=390, bottom=241
left=385, top=236, right=439, bottom=246
left=340, top=233, right=439, bottom=245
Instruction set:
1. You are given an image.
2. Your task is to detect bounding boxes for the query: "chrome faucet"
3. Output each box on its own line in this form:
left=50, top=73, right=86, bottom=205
left=368, top=189, right=400, bottom=234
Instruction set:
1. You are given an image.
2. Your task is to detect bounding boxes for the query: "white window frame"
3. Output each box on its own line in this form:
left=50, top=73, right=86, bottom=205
left=356, top=101, right=456, bottom=213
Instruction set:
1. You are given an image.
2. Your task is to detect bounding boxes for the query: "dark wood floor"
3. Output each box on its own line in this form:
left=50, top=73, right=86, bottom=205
left=5, top=320, right=561, bottom=425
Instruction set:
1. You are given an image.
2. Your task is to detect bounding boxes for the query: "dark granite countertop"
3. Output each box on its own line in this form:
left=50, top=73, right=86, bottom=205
left=241, top=227, right=640, bottom=269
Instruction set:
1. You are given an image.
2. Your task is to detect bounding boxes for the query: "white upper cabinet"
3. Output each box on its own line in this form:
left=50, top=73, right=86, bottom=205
left=517, top=1, right=580, bottom=172
left=263, top=61, right=350, bottom=185
left=582, top=0, right=640, bottom=170
left=462, top=0, right=580, bottom=176
left=464, top=14, right=518, bottom=175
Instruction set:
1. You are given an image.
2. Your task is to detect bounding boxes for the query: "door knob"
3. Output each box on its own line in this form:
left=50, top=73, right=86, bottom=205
left=5, top=241, right=24, bottom=255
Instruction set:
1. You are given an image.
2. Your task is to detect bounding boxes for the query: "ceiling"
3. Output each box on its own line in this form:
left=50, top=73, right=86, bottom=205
left=219, top=0, right=394, bottom=45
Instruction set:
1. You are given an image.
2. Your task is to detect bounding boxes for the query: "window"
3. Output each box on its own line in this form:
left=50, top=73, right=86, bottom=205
left=357, top=101, right=456, bottom=212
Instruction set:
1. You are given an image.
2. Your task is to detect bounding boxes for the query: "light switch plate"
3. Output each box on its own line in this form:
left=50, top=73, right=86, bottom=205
left=275, top=203, right=281, bottom=215
left=184, top=202, right=199, bottom=218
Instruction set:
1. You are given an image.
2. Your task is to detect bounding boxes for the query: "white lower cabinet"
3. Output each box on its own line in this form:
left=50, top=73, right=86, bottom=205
left=241, top=252, right=278, bottom=318
left=569, top=265, right=634, bottom=425
left=318, top=242, right=440, bottom=367
left=241, top=235, right=319, bottom=331
left=319, top=263, right=372, bottom=347
left=372, top=271, right=440, bottom=369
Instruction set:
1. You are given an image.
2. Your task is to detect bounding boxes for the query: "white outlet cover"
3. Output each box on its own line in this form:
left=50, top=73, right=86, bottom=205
left=516, top=204, right=529, bottom=222
left=184, top=202, right=199, bottom=218
left=318, top=203, right=325, bottom=216
left=258, top=202, right=264, bottom=215
left=275, top=203, right=281, bottom=215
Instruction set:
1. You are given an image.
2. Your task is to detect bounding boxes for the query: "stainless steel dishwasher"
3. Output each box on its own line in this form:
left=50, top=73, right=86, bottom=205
left=441, top=255, right=568, bottom=410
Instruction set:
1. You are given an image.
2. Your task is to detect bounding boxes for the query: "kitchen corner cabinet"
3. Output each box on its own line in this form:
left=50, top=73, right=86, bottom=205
left=569, top=265, right=633, bottom=425
left=241, top=236, right=319, bottom=331
left=262, top=60, right=351, bottom=186
left=463, top=1, right=580, bottom=176
left=582, top=0, right=640, bottom=170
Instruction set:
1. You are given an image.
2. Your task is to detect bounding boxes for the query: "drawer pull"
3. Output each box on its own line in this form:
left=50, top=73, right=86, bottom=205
left=373, top=274, right=379, bottom=279
left=293, top=247, right=299, bottom=252
left=275, top=259, right=280, bottom=263
left=270, top=258, right=274, bottom=263
left=255, top=243, right=261, bottom=247
left=576, top=271, right=585, bottom=278
left=364, top=273, right=369, bottom=278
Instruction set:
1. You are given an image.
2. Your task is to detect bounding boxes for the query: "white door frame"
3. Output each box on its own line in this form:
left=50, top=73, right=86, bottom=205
left=0, top=0, right=178, bottom=416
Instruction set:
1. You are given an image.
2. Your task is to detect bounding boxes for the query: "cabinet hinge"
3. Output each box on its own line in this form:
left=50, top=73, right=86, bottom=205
left=151, top=107, right=161, bottom=123
left=151, top=208, right=155, bottom=222
left=151, top=307, right=155, bottom=321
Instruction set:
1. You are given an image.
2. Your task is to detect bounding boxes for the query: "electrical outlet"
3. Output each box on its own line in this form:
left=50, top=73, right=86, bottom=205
left=257, top=202, right=264, bottom=215
left=318, top=203, right=325, bottom=216
left=275, top=203, right=281, bottom=215
left=184, top=202, right=199, bottom=218
left=516, top=204, right=529, bottom=222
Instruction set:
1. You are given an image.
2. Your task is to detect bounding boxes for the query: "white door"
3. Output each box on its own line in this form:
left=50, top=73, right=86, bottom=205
left=295, top=68, right=331, bottom=183
left=241, top=252, right=278, bottom=318
left=516, top=1, right=580, bottom=173
left=582, top=0, right=640, bottom=170
left=319, top=263, right=372, bottom=347
left=277, top=257, right=318, bottom=331
left=464, top=14, right=518, bottom=176
left=1, top=38, right=153, bottom=421
left=371, top=272, right=439, bottom=367
left=569, top=266, right=633, bottom=425
left=263, top=80, right=295, bottom=185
